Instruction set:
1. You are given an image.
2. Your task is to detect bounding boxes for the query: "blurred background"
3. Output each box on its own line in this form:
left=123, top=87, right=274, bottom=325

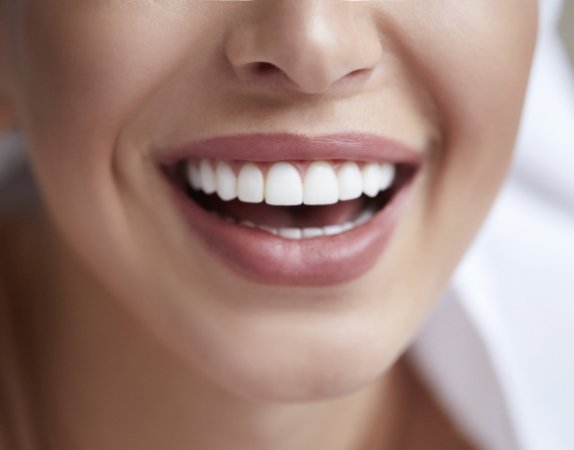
left=561, top=0, right=574, bottom=64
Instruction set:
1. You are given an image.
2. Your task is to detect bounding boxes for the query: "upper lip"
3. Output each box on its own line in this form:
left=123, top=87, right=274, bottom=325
left=157, top=132, right=424, bottom=166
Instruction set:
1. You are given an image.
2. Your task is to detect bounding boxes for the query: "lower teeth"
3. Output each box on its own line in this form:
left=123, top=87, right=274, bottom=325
left=216, top=209, right=376, bottom=240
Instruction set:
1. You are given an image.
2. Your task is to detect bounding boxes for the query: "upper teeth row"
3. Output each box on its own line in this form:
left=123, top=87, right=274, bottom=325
left=187, top=160, right=396, bottom=206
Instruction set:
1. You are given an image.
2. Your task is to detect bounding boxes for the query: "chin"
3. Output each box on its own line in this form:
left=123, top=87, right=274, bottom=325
left=175, top=311, right=403, bottom=403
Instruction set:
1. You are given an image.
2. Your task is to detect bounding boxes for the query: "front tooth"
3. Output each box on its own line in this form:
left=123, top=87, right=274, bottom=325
left=362, top=163, right=381, bottom=198
left=237, top=163, right=265, bottom=203
left=303, top=162, right=338, bottom=205
left=265, top=162, right=303, bottom=206
left=322, top=224, right=345, bottom=236
left=187, top=162, right=202, bottom=190
left=215, top=162, right=237, bottom=201
left=199, top=159, right=216, bottom=194
left=379, top=163, right=396, bottom=191
left=337, top=162, right=363, bottom=201
left=302, top=228, right=324, bottom=238
left=279, top=228, right=303, bottom=240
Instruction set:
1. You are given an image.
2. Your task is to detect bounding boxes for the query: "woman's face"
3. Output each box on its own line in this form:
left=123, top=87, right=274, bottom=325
left=0, top=1, right=537, bottom=401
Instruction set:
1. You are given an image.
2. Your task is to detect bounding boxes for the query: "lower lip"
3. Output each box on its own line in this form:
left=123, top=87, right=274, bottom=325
left=166, top=178, right=417, bottom=287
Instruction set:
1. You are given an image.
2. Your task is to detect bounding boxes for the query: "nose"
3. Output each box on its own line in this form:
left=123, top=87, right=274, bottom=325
left=224, top=0, right=383, bottom=96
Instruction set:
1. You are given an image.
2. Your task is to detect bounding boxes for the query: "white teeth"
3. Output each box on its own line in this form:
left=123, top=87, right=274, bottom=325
left=215, top=162, right=237, bottom=201
left=265, top=162, right=303, bottom=206
left=279, top=228, right=303, bottom=239
left=240, top=221, right=368, bottom=240
left=379, top=163, right=395, bottom=191
left=302, top=228, right=324, bottom=238
left=187, top=159, right=397, bottom=205
left=355, top=209, right=375, bottom=226
left=303, top=162, right=339, bottom=205
left=337, top=162, right=363, bottom=201
left=323, top=224, right=346, bottom=236
left=199, top=160, right=216, bottom=194
left=341, top=222, right=355, bottom=232
left=362, top=163, right=382, bottom=198
left=187, top=163, right=202, bottom=191
left=259, top=225, right=279, bottom=235
left=223, top=214, right=376, bottom=240
left=237, top=163, right=265, bottom=203
left=285, top=221, right=358, bottom=240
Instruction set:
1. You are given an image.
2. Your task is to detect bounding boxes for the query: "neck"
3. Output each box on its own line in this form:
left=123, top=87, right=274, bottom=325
left=22, top=219, right=413, bottom=450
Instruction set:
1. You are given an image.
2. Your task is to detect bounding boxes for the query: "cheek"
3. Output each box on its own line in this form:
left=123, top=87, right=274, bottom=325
left=397, top=2, right=536, bottom=218
left=430, top=6, right=537, bottom=243
left=367, top=2, right=538, bottom=304
left=385, top=2, right=538, bottom=148
left=16, top=4, right=215, bottom=177
left=10, top=4, right=224, bottom=271
left=2, top=6, right=213, bottom=307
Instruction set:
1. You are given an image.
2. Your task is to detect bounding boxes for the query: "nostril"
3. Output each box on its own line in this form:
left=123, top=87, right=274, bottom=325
left=243, top=61, right=297, bottom=90
left=348, top=68, right=367, bottom=78
left=239, top=61, right=372, bottom=95
left=253, top=62, right=280, bottom=75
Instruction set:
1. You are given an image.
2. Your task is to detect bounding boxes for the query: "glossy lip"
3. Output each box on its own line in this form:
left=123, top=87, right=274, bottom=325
left=157, top=133, right=423, bottom=286
left=158, top=132, right=423, bottom=165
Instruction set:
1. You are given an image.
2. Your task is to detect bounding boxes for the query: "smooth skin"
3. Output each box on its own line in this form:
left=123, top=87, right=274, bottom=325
left=0, top=1, right=537, bottom=449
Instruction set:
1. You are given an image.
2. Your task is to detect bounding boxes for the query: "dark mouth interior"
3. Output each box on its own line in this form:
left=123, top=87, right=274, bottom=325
left=167, top=163, right=416, bottom=230
left=190, top=191, right=385, bottom=229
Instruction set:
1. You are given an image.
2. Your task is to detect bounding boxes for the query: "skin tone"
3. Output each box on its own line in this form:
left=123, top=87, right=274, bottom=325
left=0, top=1, right=537, bottom=449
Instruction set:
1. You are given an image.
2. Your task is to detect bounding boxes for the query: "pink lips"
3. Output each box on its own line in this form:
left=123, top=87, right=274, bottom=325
left=158, top=133, right=423, bottom=286
left=158, top=132, right=423, bottom=165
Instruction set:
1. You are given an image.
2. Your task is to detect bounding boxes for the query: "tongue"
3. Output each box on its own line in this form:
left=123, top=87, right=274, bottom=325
left=207, top=197, right=366, bottom=228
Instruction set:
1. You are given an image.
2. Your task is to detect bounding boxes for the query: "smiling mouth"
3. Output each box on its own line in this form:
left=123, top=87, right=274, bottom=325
left=159, top=133, right=423, bottom=286
left=172, top=159, right=415, bottom=239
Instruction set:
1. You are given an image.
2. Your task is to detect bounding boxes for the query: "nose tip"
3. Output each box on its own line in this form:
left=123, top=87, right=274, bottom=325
left=224, top=2, right=382, bottom=96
